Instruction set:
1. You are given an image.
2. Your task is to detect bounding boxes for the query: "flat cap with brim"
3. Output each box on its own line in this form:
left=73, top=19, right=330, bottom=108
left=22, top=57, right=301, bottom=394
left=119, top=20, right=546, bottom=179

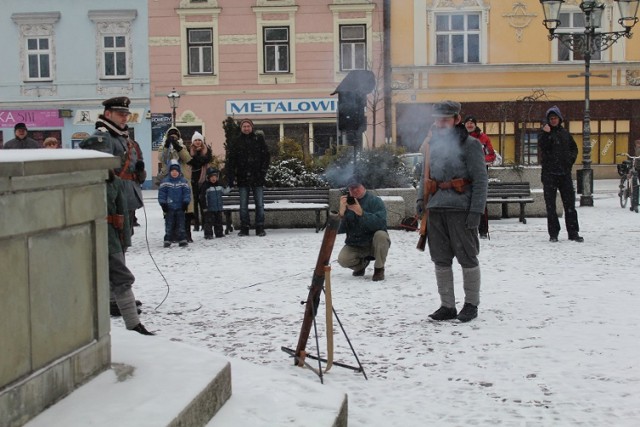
left=346, top=174, right=364, bottom=187
left=102, top=96, right=131, bottom=113
left=432, top=100, right=461, bottom=118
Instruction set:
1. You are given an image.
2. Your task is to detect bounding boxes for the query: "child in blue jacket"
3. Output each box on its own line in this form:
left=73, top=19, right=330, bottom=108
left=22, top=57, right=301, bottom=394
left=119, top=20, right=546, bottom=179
left=158, top=161, right=192, bottom=247
left=199, top=167, right=230, bottom=239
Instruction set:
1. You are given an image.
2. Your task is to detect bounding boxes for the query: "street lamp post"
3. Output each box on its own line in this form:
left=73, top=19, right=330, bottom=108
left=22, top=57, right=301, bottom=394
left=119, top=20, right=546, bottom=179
left=167, top=88, right=181, bottom=127
left=539, top=0, right=639, bottom=207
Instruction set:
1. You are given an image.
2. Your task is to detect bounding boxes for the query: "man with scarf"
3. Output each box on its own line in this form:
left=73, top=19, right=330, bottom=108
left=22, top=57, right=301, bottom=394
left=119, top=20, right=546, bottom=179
left=80, top=97, right=145, bottom=232
left=417, top=100, right=488, bottom=323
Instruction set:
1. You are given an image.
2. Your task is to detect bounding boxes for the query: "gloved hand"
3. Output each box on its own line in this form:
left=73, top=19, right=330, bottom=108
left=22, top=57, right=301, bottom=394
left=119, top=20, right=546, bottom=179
left=164, top=137, right=172, bottom=148
left=160, top=203, right=168, bottom=213
left=135, top=160, right=145, bottom=172
left=171, top=137, right=182, bottom=152
left=416, top=199, right=424, bottom=216
left=465, top=212, right=481, bottom=230
left=182, top=203, right=189, bottom=212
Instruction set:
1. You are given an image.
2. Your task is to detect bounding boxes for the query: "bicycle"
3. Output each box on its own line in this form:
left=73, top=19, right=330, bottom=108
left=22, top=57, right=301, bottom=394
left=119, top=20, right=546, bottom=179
left=616, top=153, right=640, bottom=213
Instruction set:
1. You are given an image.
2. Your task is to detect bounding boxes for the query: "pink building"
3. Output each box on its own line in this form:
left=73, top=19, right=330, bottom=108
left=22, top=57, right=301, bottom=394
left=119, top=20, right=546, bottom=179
left=149, top=0, right=385, bottom=175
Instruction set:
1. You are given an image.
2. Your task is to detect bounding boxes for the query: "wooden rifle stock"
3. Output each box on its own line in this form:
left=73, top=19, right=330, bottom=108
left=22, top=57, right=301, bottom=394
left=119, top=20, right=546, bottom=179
left=294, top=212, right=341, bottom=366
left=416, top=137, right=431, bottom=251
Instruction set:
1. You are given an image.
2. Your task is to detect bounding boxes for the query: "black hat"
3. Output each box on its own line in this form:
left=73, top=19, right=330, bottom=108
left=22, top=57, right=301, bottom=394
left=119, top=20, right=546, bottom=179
left=206, top=167, right=219, bottom=178
left=464, top=116, right=477, bottom=125
left=346, top=174, right=363, bottom=187
left=14, top=122, right=27, bottom=131
left=432, top=100, right=461, bottom=118
left=167, top=128, right=180, bottom=137
left=102, top=97, right=131, bottom=113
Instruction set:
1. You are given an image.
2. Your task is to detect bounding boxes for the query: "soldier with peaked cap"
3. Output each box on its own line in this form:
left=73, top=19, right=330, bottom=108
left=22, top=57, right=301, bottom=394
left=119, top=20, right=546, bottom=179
left=80, top=96, right=146, bottom=228
left=417, top=100, right=488, bottom=323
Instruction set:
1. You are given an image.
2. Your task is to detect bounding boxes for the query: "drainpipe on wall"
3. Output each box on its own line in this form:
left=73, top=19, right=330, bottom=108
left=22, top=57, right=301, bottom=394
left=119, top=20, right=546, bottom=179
left=383, top=0, right=392, bottom=144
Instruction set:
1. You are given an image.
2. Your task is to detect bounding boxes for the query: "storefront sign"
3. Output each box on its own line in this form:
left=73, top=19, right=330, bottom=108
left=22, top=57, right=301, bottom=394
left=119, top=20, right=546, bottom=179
left=0, top=109, right=63, bottom=128
left=226, top=98, right=337, bottom=115
left=73, top=109, right=146, bottom=125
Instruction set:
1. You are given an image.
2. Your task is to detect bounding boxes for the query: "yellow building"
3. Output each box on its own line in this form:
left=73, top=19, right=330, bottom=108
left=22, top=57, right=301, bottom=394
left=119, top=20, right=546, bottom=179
left=390, top=0, right=640, bottom=176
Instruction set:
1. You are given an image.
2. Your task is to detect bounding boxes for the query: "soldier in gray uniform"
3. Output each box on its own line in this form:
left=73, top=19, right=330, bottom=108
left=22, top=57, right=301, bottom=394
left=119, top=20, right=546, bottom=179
left=80, top=97, right=145, bottom=229
left=417, top=100, right=488, bottom=323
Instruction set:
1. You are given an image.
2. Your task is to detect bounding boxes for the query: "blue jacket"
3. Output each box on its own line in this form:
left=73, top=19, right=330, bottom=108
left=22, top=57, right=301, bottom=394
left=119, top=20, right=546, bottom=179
left=338, top=191, right=387, bottom=246
left=199, top=181, right=230, bottom=212
left=158, top=165, right=191, bottom=210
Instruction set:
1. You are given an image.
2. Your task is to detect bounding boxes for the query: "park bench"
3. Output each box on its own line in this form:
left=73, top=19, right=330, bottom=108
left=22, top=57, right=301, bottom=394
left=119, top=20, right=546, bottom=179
left=486, top=181, right=534, bottom=224
left=222, top=187, right=331, bottom=233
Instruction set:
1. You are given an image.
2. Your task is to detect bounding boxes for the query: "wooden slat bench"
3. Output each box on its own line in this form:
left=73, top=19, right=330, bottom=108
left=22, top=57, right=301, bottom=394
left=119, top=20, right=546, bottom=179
left=222, top=187, right=331, bottom=233
left=486, top=181, right=534, bottom=224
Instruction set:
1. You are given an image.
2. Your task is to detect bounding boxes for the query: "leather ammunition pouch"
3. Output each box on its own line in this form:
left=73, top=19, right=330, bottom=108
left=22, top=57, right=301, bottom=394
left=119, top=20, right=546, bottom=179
left=107, top=214, right=125, bottom=230
left=427, top=178, right=472, bottom=195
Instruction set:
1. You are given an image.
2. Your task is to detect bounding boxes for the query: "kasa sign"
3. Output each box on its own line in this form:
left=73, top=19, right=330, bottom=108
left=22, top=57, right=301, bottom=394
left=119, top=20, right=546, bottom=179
left=226, top=98, right=336, bottom=116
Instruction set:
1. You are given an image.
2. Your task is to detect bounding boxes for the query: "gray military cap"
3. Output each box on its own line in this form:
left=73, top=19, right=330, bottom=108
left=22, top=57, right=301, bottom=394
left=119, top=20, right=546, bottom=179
left=432, top=100, right=461, bottom=117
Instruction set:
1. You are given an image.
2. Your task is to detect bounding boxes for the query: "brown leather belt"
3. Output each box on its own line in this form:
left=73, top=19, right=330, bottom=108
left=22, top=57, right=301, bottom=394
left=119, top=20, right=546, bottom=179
left=427, top=178, right=472, bottom=194
left=106, top=214, right=125, bottom=230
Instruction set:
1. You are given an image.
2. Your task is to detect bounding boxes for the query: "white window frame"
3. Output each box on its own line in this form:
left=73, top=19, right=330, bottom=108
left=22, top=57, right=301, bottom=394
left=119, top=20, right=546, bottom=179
left=102, top=34, right=129, bottom=78
left=264, top=26, right=290, bottom=73
left=177, top=6, right=221, bottom=86
left=340, top=24, right=367, bottom=71
left=254, top=5, right=298, bottom=84
left=187, top=28, right=214, bottom=75
left=554, top=8, right=603, bottom=62
left=11, top=12, right=60, bottom=83
left=426, top=2, right=489, bottom=66
left=26, top=36, right=53, bottom=81
left=89, top=10, right=137, bottom=80
left=330, top=2, right=376, bottom=81
left=434, top=12, right=481, bottom=64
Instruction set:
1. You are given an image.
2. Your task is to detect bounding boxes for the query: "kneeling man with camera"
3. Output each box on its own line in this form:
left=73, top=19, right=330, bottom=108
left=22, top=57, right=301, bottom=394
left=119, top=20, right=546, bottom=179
left=337, top=175, right=391, bottom=282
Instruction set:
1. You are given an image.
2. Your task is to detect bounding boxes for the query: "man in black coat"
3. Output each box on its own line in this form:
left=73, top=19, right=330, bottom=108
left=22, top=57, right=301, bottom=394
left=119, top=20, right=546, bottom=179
left=226, top=118, right=271, bottom=236
left=4, top=123, right=41, bottom=149
left=538, top=105, right=583, bottom=243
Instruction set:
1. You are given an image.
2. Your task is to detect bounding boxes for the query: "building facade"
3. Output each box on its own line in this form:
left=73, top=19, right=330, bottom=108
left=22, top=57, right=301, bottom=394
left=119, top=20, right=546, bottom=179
left=390, top=0, right=640, bottom=175
left=1, top=0, right=152, bottom=185
left=148, top=0, right=385, bottom=177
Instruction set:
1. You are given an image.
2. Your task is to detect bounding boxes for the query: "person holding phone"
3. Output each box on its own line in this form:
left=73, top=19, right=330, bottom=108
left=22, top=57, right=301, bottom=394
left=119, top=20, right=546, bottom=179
left=337, top=175, right=390, bottom=282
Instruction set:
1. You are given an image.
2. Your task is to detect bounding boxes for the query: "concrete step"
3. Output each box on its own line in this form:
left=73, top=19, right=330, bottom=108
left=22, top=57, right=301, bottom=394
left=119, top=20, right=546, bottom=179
left=25, top=329, right=348, bottom=427
left=26, top=329, right=231, bottom=427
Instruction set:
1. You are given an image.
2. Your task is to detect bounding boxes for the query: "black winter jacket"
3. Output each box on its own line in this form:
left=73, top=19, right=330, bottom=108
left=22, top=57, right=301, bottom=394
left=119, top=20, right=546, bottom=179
left=226, top=132, right=270, bottom=187
left=538, top=125, right=578, bottom=175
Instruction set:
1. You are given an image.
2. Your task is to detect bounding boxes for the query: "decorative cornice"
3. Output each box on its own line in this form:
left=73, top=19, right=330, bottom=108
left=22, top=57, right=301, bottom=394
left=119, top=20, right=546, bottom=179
left=97, top=84, right=133, bottom=96
left=219, top=34, right=257, bottom=44
left=11, top=12, right=60, bottom=25
left=149, top=36, right=181, bottom=46
left=179, top=0, right=219, bottom=8
left=21, top=85, right=57, bottom=97
left=296, top=33, right=332, bottom=43
left=430, top=0, right=481, bottom=9
left=627, top=70, right=640, bottom=86
left=502, top=2, right=537, bottom=42
left=391, top=74, right=415, bottom=90
left=88, top=10, right=137, bottom=23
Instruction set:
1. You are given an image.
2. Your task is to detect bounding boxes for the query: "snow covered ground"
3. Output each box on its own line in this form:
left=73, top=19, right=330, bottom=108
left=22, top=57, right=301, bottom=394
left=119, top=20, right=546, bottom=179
left=116, top=180, right=639, bottom=426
